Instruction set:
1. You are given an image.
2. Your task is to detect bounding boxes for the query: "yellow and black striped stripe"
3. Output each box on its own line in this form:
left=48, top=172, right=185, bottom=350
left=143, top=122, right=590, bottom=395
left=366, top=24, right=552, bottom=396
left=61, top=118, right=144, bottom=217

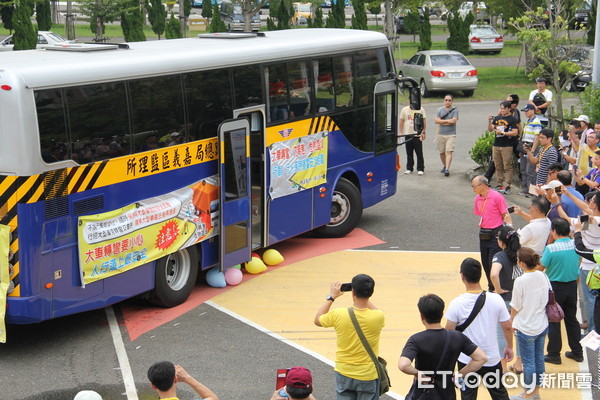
left=2, top=138, right=219, bottom=296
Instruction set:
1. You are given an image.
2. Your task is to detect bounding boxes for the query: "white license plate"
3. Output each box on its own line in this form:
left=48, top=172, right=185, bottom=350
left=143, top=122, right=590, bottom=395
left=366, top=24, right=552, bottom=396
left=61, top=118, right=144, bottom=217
left=449, top=73, right=462, bottom=78
left=482, top=39, right=494, bottom=43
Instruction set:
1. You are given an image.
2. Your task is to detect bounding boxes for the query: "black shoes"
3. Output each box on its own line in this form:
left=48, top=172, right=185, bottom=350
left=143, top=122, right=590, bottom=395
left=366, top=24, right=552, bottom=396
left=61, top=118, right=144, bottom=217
left=565, top=351, right=584, bottom=362
left=544, top=354, right=562, bottom=364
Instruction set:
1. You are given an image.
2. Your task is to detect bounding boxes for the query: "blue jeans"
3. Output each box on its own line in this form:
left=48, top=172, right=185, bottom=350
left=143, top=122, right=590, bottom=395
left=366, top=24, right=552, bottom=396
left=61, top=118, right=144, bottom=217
left=580, top=268, right=595, bottom=333
left=516, top=327, right=548, bottom=390
left=335, top=371, right=379, bottom=400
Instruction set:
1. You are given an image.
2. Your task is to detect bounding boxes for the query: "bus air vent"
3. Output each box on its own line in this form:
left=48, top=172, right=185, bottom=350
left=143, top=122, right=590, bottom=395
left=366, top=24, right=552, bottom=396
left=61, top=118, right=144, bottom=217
left=43, top=43, right=121, bottom=52
left=45, top=197, right=69, bottom=220
left=197, top=32, right=264, bottom=39
left=73, top=196, right=105, bottom=216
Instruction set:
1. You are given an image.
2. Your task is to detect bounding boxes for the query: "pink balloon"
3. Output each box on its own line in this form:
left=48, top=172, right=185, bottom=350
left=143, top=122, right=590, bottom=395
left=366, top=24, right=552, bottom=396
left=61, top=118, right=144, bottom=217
left=224, top=267, right=243, bottom=286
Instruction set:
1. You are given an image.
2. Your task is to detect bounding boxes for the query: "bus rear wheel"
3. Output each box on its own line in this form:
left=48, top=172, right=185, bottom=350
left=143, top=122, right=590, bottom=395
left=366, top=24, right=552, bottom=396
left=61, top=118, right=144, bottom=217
left=148, top=246, right=199, bottom=308
left=313, top=178, right=362, bottom=238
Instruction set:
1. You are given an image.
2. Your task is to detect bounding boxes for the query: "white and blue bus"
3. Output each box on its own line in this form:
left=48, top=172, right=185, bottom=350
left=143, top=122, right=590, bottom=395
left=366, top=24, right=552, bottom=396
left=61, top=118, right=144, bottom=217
left=0, top=29, right=420, bottom=325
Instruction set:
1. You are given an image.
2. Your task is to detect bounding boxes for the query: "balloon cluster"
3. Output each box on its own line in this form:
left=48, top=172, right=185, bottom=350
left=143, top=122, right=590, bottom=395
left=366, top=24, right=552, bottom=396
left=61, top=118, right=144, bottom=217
left=205, top=249, right=284, bottom=288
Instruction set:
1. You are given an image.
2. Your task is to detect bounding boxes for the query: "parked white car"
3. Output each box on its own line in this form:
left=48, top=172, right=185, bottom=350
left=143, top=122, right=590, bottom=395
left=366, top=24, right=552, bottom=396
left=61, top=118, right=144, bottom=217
left=0, top=31, right=74, bottom=51
left=469, top=25, right=503, bottom=54
left=399, top=50, right=478, bottom=97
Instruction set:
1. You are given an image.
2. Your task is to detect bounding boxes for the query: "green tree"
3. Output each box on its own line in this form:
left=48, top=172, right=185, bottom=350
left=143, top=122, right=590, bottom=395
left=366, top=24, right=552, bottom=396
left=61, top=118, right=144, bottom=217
left=12, top=0, right=37, bottom=50
left=183, top=0, right=191, bottom=16
left=419, top=10, right=431, bottom=50
left=276, top=0, right=291, bottom=29
left=267, top=15, right=277, bottom=29
left=403, top=10, right=419, bottom=41
left=367, top=0, right=380, bottom=26
left=208, top=1, right=226, bottom=31
left=312, top=4, right=323, bottom=27
left=36, top=0, right=51, bottom=30
left=1, top=2, right=15, bottom=33
left=446, top=10, right=472, bottom=54
left=148, top=0, right=167, bottom=39
left=121, top=0, right=147, bottom=41
left=165, top=10, right=181, bottom=37
left=326, top=0, right=345, bottom=28
left=79, top=0, right=122, bottom=42
left=200, top=0, right=212, bottom=20
left=509, top=0, right=585, bottom=128
left=351, top=0, right=367, bottom=29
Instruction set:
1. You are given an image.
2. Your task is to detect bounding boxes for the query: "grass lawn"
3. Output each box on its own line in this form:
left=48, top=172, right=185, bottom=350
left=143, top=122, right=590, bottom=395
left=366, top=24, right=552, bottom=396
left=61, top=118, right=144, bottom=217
left=417, top=66, right=580, bottom=102
left=396, top=41, right=522, bottom=60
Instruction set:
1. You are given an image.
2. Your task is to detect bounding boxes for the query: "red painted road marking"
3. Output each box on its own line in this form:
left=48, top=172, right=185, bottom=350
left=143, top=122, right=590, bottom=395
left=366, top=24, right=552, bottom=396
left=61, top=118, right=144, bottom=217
left=121, top=228, right=384, bottom=341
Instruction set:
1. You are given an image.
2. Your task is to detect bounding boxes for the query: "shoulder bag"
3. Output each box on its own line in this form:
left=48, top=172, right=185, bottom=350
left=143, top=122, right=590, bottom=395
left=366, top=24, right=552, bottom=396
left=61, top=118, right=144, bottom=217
left=404, top=330, right=451, bottom=400
left=347, top=307, right=390, bottom=396
left=456, top=291, right=486, bottom=332
left=544, top=274, right=564, bottom=323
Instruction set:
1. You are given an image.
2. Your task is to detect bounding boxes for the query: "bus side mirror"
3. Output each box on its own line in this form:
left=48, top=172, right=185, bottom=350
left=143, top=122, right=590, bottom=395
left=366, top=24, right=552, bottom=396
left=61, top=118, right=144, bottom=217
left=409, top=86, right=421, bottom=111
left=413, top=113, right=424, bottom=134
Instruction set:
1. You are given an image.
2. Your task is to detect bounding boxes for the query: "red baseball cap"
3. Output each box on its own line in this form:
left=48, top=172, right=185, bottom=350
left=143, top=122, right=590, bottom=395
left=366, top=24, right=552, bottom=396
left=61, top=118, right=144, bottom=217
left=286, top=366, right=312, bottom=388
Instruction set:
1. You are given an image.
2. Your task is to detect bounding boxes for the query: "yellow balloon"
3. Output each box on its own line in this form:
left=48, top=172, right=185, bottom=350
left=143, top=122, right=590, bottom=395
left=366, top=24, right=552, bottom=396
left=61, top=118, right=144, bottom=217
left=263, top=249, right=284, bottom=266
left=245, top=257, right=267, bottom=274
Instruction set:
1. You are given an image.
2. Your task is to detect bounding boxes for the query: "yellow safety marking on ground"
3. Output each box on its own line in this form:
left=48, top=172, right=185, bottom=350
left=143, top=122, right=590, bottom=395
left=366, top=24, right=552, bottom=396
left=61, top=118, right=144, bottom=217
left=211, top=250, right=587, bottom=400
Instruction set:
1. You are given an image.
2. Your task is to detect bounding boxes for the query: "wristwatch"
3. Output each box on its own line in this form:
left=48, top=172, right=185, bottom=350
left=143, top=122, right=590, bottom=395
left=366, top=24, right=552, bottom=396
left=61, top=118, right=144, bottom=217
left=326, top=295, right=335, bottom=302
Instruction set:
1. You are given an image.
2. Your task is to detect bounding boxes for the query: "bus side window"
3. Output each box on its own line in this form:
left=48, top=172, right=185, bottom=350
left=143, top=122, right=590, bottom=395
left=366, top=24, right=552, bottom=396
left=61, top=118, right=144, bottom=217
left=232, top=65, right=262, bottom=109
left=287, top=61, right=312, bottom=118
left=313, top=58, right=334, bottom=113
left=35, top=89, right=69, bottom=164
left=67, top=83, right=129, bottom=162
left=184, top=69, right=233, bottom=141
left=130, top=75, right=185, bottom=151
left=355, top=49, right=379, bottom=107
left=266, top=64, right=289, bottom=123
left=333, top=56, right=353, bottom=108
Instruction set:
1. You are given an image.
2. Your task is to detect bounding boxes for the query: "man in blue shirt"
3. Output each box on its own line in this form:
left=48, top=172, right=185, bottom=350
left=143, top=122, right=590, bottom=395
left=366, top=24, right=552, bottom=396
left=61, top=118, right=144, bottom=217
left=540, top=218, right=583, bottom=364
left=546, top=170, right=583, bottom=220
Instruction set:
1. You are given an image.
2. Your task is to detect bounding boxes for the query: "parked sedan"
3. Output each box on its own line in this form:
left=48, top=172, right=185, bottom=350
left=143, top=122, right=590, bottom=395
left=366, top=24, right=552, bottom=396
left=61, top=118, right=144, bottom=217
left=399, top=50, right=478, bottom=97
left=0, top=31, right=73, bottom=51
left=469, top=25, right=503, bottom=54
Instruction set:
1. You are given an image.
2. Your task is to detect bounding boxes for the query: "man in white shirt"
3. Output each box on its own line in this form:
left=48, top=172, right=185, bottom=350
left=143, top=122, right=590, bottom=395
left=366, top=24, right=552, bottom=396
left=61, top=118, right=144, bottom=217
left=512, top=197, right=552, bottom=255
left=446, top=258, right=513, bottom=400
left=528, top=77, right=553, bottom=127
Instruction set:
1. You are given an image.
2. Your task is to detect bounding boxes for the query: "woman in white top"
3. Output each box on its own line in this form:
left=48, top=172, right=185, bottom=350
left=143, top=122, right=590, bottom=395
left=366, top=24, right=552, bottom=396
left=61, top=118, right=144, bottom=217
left=510, top=247, right=550, bottom=400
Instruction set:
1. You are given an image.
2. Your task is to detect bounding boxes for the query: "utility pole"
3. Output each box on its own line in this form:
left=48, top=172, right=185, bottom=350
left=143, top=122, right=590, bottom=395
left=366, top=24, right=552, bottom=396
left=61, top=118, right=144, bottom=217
left=593, top=0, right=600, bottom=84
left=179, top=0, right=187, bottom=37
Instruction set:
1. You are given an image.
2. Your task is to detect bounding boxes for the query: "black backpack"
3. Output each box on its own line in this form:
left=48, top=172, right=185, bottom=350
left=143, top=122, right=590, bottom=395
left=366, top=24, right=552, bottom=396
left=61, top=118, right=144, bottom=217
left=533, top=92, right=547, bottom=114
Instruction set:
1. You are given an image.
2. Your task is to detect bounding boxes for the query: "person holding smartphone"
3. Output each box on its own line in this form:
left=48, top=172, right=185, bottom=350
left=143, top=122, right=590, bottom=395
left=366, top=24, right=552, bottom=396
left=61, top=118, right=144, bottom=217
left=314, top=274, right=384, bottom=400
left=574, top=150, right=600, bottom=190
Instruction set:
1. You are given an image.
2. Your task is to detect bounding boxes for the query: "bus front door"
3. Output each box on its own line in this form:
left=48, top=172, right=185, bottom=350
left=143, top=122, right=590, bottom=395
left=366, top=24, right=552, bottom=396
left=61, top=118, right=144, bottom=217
left=233, top=106, right=266, bottom=251
left=218, top=119, right=252, bottom=269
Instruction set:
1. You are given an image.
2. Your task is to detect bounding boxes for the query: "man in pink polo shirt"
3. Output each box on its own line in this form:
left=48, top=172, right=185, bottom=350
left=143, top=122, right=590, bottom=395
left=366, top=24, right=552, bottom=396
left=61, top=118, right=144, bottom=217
left=472, top=175, right=512, bottom=291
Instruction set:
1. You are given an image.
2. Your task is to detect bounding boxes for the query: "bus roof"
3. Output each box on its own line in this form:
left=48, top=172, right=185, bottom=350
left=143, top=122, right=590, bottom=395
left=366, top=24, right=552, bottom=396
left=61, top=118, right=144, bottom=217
left=0, top=29, right=390, bottom=89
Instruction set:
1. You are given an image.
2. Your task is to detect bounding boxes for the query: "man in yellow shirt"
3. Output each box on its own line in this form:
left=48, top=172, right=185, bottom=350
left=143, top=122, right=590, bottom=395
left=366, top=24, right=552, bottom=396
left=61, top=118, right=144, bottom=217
left=314, top=274, right=385, bottom=400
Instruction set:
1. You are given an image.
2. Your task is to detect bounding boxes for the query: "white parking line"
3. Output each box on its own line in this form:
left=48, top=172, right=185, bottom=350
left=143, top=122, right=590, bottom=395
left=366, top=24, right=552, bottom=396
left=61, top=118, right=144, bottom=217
left=106, top=306, right=139, bottom=400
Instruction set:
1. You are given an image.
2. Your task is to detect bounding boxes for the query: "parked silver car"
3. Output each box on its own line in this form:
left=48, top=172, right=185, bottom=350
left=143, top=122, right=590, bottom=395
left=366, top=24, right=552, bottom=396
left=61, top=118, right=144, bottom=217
left=469, top=25, right=503, bottom=54
left=0, top=31, right=74, bottom=51
left=458, top=1, right=489, bottom=22
left=399, top=50, right=478, bottom=97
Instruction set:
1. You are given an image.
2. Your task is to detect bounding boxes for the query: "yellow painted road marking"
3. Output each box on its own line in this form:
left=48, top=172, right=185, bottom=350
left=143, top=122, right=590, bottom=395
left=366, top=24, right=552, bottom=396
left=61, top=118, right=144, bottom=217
left=212, top=250, right=589, bottom=400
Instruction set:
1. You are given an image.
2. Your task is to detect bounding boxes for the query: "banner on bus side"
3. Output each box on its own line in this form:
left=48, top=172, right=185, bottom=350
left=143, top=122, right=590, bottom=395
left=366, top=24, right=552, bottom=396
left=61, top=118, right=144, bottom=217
left=0, top=224, right=10, bottom=343
left=269, top=131, right=328, bottom=200
left=77, top=176, right=219, bottom=286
